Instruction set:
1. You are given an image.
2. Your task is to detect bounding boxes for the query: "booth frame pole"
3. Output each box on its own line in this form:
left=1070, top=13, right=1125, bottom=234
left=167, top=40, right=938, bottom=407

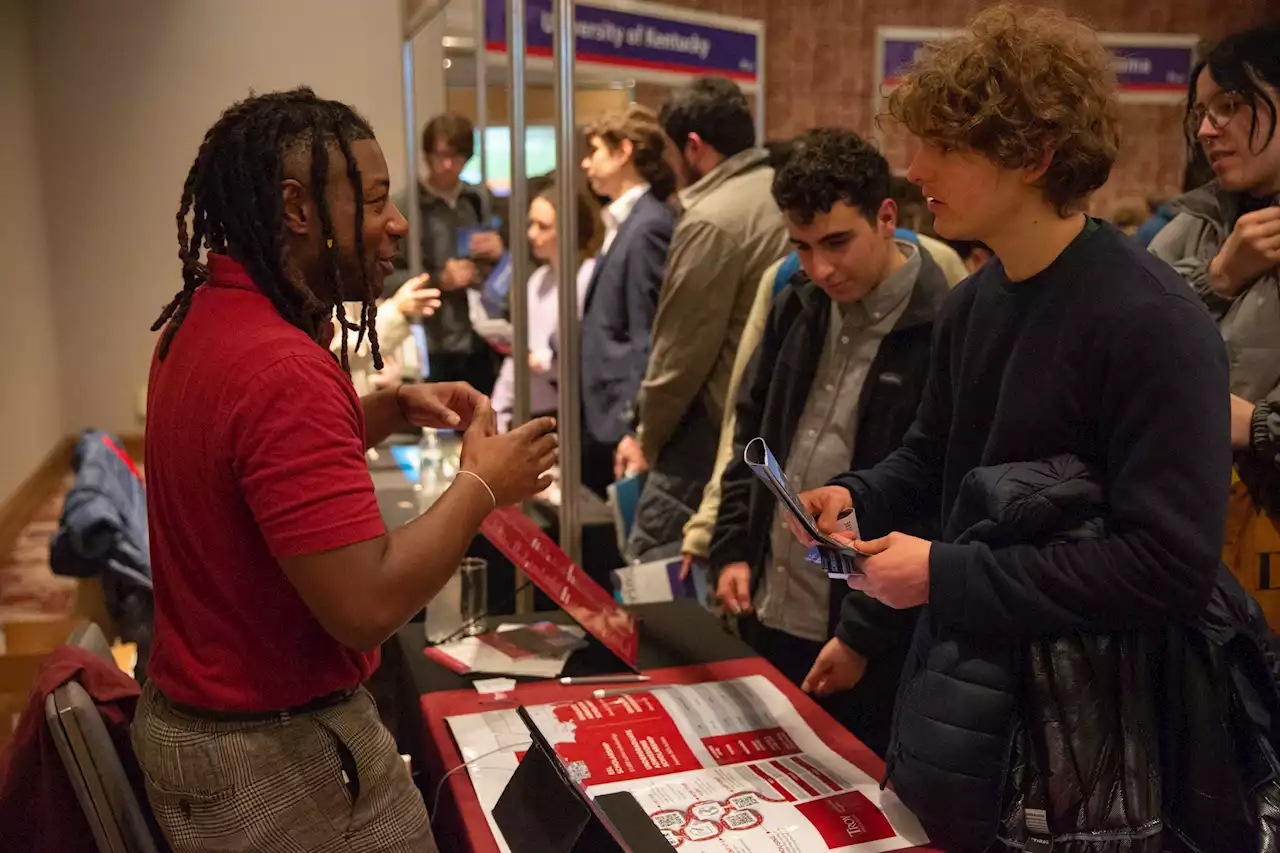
left=754, top=26, right=766, bottom=144
left=474, top=0, right=488, bottom=187
left=401, top=37, right=423, bottom=278
left=509, top=0, right=531, bottom=433
left=509, top=0, right=537, bottom=614
left=553, top=0, right=583, bottom=566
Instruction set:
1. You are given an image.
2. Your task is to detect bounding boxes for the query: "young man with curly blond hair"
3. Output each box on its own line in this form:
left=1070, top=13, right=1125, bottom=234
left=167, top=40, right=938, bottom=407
left=792, top=7, right=1231, bottom=850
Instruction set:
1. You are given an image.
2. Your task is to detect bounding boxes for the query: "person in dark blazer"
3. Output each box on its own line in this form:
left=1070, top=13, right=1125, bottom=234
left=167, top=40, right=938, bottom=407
left=579, top=106, right=678, bottom=496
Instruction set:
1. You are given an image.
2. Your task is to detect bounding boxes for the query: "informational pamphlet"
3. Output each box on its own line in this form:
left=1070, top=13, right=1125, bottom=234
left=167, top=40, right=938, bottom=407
left=610, top=558, right=708, bottom=606
left=743, top=437, right=864, bottom=579
left=424, top=623, right=587, bottom=679
left=446, top=675, right=928, bottom=852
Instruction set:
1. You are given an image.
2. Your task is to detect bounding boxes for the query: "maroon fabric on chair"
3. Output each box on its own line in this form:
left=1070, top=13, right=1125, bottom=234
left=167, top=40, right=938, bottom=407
left=0, top=645, right=155, bottom=852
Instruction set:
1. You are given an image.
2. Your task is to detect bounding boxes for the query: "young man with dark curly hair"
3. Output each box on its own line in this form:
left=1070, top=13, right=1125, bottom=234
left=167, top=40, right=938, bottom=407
left=792, top=7, right=1231, bottom=850
left=707, top=128, right=949, bottom=756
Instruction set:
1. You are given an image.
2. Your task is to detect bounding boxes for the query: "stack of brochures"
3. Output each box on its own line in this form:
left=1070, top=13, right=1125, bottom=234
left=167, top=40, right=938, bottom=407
left=424, top=622, right=588, bottom=679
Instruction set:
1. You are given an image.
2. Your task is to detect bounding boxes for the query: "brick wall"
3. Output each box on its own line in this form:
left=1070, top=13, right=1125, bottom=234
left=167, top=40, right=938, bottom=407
left=639, top=0, right=1279, bottom=217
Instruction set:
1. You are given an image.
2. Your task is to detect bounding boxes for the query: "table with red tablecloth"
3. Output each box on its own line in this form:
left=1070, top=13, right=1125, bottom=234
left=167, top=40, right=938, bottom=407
left=394, top=600, right=937, bottom=853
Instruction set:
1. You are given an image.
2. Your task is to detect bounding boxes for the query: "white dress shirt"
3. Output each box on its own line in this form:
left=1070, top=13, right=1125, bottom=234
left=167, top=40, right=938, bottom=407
left=599, top=182, right=651, bottom=257
left=492, top=259, right=596, bottom=430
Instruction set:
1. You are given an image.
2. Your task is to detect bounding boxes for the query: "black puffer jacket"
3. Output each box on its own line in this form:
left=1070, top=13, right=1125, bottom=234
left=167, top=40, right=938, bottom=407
left=884, top=455, right=1280, bottom=853
left=1243, top=400, right=1280, bottom=514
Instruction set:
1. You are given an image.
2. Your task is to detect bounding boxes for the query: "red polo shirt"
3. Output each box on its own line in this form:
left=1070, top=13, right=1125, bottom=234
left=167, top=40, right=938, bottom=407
left=145, top=254, right=385, bottom=711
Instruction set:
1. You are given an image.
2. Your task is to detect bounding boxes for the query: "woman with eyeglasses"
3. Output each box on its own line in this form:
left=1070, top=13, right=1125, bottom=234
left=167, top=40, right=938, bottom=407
left=1151, top=23, right=1280, bottom=629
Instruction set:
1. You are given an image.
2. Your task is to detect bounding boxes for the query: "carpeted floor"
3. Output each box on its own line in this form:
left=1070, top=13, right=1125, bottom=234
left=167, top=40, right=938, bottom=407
left=0, top=480, right=77, bottom=623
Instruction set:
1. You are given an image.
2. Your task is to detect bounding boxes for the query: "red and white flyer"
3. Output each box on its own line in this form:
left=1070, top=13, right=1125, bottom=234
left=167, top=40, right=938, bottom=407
left=445, top=675, right=927, bottom=852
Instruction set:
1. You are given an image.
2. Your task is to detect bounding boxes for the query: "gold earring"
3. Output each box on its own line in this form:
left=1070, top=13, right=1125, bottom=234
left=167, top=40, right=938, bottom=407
left=326, top=238, right=334, bottom=249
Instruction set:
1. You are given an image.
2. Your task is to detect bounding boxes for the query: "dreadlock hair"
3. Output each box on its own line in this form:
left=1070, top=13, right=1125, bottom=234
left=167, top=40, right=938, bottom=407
left=153, top=87, right=382, bottom=372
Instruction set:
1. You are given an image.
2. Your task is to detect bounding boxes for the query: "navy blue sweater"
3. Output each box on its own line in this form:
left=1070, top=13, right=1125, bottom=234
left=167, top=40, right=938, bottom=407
left=833, top=220, right=1232, bottom=635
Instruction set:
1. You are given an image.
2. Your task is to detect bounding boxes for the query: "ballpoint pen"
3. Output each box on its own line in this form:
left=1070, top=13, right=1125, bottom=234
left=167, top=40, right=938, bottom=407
left=593, top=686, right=664, bottom=699
left=559, top=674, right=650, bottom=686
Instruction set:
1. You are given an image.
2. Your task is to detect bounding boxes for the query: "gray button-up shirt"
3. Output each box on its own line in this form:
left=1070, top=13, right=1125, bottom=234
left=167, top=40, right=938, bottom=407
left=755, top=241, right=920, bottom=641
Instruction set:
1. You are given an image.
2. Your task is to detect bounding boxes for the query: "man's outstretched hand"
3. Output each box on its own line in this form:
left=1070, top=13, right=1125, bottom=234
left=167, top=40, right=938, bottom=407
left=398, top=382, right=487, bottom=430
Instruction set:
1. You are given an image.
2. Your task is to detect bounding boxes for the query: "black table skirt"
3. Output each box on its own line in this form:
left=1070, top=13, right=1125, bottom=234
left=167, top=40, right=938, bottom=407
left=369, top=599, right=752, bottom=776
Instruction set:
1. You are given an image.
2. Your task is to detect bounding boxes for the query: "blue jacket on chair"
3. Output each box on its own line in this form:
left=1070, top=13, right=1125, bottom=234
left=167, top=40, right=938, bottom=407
left=580, top=190, right=676, bottom=447
left=50, top=430, right=152, bottom=679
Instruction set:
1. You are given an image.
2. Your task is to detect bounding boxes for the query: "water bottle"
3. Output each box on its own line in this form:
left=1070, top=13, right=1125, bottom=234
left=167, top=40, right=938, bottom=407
left=419, top=428, right=442, bottom=501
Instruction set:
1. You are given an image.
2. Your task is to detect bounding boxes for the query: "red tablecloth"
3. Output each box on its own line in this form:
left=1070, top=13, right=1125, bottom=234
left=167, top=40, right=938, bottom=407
left=419, top=655, right=937, bottom=853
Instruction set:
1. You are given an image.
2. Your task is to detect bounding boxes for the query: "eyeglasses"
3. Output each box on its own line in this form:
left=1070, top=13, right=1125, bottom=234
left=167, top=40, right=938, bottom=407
left=1185, top=90, right=1247, bottom=138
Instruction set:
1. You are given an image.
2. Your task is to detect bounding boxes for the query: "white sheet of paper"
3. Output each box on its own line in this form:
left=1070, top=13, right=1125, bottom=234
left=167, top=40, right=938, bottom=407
left=473, top=677, right=517, bottom=695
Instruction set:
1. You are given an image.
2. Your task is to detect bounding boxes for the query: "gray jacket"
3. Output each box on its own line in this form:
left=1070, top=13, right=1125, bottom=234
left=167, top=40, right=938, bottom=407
left=636, top=148, right=791, bottom=462
left=626, top=148, right=789, bottom=561
left=386, top=182, right=495, bottom=356
left=1149, top=182, right=1280, bottom=404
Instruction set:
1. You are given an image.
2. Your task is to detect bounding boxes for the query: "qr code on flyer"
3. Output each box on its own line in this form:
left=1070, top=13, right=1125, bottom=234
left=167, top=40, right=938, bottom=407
left=566, top=760, right=590, bottom=784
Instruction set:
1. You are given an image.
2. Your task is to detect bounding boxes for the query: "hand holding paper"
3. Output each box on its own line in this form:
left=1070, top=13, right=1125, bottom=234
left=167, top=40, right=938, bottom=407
left=743, top=438, right=864, bottom=578
left=847, top=532, right=931, bottom=609
left=792, top=486, right=856, bottom=544
left=468, top=230, right=504, bottom=261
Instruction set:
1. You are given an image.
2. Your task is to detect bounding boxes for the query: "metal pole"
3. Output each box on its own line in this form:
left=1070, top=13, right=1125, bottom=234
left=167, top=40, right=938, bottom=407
left=754, top=27, right=766, bottom=144
left=402, top=37, right=423, bottom=278
left=553, top=0, right=582, bottom=567
left=509, top=0, right=531, bottom=431
left=508, top=0, right=536, bottom=614
left=474, top=0, right=488, bottom=187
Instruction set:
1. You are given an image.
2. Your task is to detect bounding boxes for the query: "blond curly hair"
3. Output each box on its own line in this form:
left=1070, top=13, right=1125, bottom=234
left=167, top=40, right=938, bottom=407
left=885, top=5, right=1120, bottom=214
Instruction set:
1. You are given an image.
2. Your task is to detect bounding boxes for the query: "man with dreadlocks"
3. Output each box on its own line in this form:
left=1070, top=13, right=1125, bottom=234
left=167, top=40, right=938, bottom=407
left=134, top=88, right=558, bottom=852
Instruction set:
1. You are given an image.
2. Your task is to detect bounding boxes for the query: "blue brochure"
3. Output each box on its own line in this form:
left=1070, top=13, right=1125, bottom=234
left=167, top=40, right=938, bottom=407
left=456, top=216, right=503, bottom=259
left=607, top=472, right=646, bottom=557
left=743, top=437, right=865, bottom=579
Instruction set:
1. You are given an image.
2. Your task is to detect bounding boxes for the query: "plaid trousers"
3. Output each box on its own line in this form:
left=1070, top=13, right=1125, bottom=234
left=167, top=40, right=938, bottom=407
left=132, top=682, right=437, bottom=853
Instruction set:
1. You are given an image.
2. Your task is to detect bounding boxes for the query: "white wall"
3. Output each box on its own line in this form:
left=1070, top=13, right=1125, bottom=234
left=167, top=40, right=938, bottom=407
left=0, top=0, right=63, bottom=496
left=33, top=0, right=412, bottom=435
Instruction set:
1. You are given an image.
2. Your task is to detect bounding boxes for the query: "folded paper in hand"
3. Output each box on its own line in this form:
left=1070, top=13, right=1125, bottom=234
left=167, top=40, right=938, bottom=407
left=744, top=437, right=864, bottom=579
